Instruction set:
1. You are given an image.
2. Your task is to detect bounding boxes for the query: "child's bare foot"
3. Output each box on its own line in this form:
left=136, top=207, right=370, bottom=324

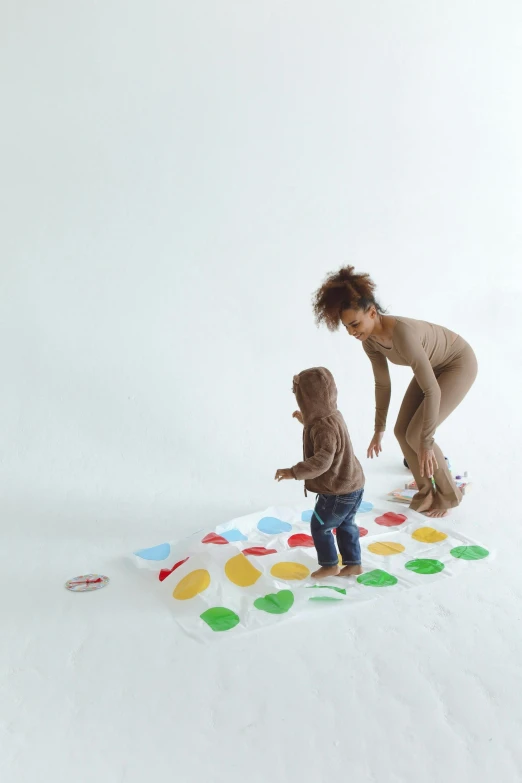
left=338, top=565, right=363, bottom=577
left=311, top=565, right=341, bottom=579
left=423, top=509, right=449, bottom=519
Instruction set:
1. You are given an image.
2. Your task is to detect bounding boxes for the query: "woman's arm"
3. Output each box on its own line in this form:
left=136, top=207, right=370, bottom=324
left=393, top=325, right=440, bottom=449
left=362, top=341, right=392, bottom=433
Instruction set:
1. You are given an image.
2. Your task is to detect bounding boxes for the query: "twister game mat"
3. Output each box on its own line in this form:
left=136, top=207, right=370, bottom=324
left=132, top=500, right=490, bottom=640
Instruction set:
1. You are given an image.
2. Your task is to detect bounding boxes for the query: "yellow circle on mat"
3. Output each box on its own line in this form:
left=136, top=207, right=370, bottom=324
left=271, top=562, right=310, bottom=580
left=225, top=554, right=262, bottom=587
left=173, top=569, right=211, bottom=600
left=412, top=527, right=448, bottom=543
left=338, top=554, right=343, bottom=566
left=368, top=542, right=405, bottom=556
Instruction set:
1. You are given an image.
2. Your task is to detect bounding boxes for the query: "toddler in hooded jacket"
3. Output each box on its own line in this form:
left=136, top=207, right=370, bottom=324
left=275, top=367, right=365, bottom=578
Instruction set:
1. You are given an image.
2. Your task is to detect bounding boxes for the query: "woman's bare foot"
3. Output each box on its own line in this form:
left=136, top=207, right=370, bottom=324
left=423, top=509, right=449, bottom=519
left=311, top=565, right=341, bottom=579
left=338, top=565, right=364, bottom=577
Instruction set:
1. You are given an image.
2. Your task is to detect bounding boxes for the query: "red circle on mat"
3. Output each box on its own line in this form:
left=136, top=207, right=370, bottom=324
left=288, top=533, right=315, bottom=548
left=358, top=526, right=368, bottom=537
left=201, top=533, right=229, bottom=545
left=159, top=557, right=189, bottom=582
left=242, top=546, right=277, bottom=556
left=375, top=512, right=407, bottom=527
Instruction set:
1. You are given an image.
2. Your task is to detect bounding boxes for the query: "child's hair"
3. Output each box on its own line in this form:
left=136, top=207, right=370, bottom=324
left=312, top=265, right=385, bottom=331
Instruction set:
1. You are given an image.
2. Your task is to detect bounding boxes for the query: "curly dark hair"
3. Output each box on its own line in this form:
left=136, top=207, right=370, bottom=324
left=312, top=265, right=385, bottom=331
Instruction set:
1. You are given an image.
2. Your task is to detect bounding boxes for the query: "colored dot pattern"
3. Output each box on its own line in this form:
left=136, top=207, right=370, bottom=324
left=358, top=501, right=374, bottom=513
left=202, top=533, right=229, bottom=545
left=254, top=590, right=294, bottom=614
left=135, top=543, right=171, bottom=561
left=288, top=533, right=314, bottom=548
left=375, top=513, right=407, bottom=527
left=156, top=502, right=489, bottom=634
left=159, top=557, right=189, bottom=582
left=270, top=562, right=310, bottom=580
left=221, top=528, right=248, bottom=543
left=243, top=546, right=277, bottom=557
left=450, top=545, right=489, bottom=561
left=225, top=554, right=262, bottom=587
left=368, top=542, right=405, bottom=556
left=412, top=527, right=447, bottom=543
left=200, top=607, right=240, bottom=632
left=173, top=569, right=211, bottom=600
left=258, top=517, right=292, bottom=534
left=309, top=585, right=346, bottom=594
left=405, top=558, right=445, bottom=575
left=309, top=595, right=343, bottom=602
left=357, top=569, right=398, bottom=587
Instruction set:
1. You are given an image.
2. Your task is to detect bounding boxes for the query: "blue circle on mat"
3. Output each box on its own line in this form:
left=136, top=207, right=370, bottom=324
left=221, top=528, right=248, bottom=543
left=134, top=543, right=171, bottom=561
left=357, top=501, right=374, bottom=514
left=301, top=510, right=314, bottom=523
left=258, top=517, right=292, bottom=534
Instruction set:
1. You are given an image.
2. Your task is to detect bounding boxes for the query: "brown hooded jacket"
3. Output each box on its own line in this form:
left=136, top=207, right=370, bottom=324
left=291, top=367, right=365, bottom=495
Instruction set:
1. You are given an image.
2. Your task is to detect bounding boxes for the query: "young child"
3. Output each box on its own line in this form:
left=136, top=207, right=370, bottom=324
left=275, top=367, right=365, bottom=579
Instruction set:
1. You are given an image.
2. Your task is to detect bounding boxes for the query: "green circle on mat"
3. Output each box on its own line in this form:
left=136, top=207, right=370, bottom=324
left=309, top=595, right=343, bottom=602
left=200, top=607, right=240, bottom=632
left=405, top=558, right=445, bottom=575
left=450, top=545, right=489, bottom=561
left=357, top=569, right=397, bottom=587
left=254, top=590, right=294, bottom=615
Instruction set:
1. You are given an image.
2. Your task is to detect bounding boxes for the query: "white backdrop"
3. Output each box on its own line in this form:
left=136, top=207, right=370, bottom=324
left=1, top=1, right=520, bottom=527
left=3, top=4, right=522, bottom=783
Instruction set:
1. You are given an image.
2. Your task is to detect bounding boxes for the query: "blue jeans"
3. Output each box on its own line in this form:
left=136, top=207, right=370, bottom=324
left=311, top=489, right=364, bottom=567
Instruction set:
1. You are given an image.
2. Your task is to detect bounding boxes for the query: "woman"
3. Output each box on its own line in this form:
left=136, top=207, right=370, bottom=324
left=312, top=266, right=477, bottom=518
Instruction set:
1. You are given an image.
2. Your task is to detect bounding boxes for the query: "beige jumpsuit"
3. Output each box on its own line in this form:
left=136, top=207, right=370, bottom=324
left=363, top=317, right=478, bottom=512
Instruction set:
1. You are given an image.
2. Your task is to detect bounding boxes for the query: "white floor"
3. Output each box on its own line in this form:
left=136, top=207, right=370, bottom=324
left=2, top=456, right=521, bottom=783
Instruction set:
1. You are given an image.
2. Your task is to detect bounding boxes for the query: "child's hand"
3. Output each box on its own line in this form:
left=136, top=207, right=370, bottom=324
left=275, top=468, right=295, bottom=482
left=292, top=410, right=304, bottom=424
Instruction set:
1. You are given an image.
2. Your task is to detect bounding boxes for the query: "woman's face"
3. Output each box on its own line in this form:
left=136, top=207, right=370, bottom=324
left=340, top=306, right=377, bottom=342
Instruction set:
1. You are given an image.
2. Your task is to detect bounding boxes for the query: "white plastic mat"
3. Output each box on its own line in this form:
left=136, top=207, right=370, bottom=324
left=132, top=499, right=490, bottom=640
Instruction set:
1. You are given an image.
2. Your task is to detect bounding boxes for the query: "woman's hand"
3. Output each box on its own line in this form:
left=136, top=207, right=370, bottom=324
left=418, top=447, right=438, bottom=478
left=275, top=468, right=295, bottom=482
left=367, top=431, right=384, bottom=459
left=292, top=410, right=304, bottom=424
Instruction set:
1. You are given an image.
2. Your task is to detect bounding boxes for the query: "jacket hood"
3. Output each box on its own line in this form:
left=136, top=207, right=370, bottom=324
left=293, top=367, right=338, bottom=423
